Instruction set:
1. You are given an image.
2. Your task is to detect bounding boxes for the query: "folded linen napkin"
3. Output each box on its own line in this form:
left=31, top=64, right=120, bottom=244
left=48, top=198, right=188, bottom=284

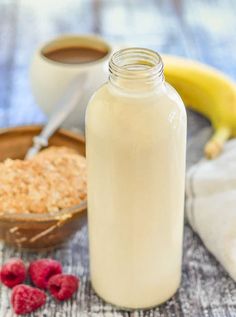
left=186, top=138, right=236, bottom=281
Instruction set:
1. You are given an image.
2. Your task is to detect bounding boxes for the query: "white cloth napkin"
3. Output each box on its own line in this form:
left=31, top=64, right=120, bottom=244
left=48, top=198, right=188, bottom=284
left=186, top=138, right=236, bottom=281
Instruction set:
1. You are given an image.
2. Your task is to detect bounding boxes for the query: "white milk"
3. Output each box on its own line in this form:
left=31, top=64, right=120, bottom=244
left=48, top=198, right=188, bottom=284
left=86, top=48, right=186, bottom=309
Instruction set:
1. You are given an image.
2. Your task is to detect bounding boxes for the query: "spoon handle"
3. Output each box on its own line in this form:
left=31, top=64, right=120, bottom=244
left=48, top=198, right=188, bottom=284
left=25, top=74, right=87, bottom=159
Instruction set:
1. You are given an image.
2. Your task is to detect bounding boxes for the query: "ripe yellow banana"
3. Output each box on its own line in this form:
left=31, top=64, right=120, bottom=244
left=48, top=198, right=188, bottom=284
left=163, top=55, right=236, bottom=159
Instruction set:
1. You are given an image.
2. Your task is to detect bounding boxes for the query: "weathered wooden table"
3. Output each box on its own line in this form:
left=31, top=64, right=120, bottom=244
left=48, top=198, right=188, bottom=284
left=0, top=0, right=236, bottom=316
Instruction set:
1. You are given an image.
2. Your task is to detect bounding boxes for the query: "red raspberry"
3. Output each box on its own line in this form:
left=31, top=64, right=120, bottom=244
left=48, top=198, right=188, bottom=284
left=48, top=274, right=79, bottom=301
left=29, top=259, right=62, bottom=289
left=0, top=258, right=26, bottom=288
left=11, top=284, right=46, bottom=315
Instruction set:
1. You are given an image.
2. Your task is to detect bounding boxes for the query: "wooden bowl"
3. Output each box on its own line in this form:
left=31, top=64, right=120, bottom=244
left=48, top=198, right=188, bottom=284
left=0, top=125, right=87, bottom=250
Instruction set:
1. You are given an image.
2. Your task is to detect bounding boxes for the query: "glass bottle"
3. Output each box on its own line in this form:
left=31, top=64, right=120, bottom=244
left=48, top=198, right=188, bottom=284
left=86, top=48, right=186, bottom=309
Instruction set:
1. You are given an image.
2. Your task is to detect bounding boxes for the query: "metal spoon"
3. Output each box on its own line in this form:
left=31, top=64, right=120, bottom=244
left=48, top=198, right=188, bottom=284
left=25, top=74, right=87, bottom=159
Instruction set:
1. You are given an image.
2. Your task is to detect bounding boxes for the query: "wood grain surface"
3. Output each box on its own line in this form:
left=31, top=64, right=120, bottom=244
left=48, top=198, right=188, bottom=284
left=0, top=0, right=236, bottom=316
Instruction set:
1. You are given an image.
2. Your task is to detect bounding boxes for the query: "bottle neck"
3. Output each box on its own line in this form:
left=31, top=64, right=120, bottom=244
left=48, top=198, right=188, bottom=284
left=109, top=48, right=164, bottom=92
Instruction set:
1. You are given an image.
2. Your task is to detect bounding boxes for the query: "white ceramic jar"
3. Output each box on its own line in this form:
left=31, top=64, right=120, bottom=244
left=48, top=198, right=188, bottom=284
left=86, top=48, right=187, bottom=309
left=30, top=34, right=111, bottom=131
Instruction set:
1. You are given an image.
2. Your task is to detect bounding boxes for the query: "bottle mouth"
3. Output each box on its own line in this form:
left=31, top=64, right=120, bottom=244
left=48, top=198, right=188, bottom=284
left=109, top=48, right=164, bottom=82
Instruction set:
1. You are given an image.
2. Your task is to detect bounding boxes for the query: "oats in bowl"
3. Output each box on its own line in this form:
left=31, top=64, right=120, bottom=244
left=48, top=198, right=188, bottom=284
left=0, top=146, right=86, bottom=215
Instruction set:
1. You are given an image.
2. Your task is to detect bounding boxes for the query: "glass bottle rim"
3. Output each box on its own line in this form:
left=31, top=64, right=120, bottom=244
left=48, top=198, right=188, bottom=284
left=109, top=47, right=164, bottom=83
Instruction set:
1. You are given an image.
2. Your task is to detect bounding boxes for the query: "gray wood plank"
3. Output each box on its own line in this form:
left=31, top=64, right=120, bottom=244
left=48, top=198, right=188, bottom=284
left=175, top=0, right=236, bottom=78
left=0, top=0, right=18, bottom=128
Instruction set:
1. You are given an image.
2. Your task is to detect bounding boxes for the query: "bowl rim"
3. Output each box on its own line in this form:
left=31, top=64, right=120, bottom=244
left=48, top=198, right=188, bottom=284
left=0, top=124, right=87, bottom=222
left=0, top=201, right=87, bottom=222
left=0, top=124, right=85, bottom=143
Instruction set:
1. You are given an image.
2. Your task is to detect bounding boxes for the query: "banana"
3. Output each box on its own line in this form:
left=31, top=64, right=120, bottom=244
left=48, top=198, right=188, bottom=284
left=162, top=55, right=236, bottom=159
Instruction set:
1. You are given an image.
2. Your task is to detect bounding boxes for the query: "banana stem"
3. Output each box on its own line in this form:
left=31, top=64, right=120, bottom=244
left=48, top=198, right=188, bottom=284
left=204, top=127, right=231, bottom=159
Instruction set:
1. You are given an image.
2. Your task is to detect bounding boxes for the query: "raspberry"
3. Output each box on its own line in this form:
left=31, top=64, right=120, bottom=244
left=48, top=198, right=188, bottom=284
left=11, top=284, right=46, bottom=315
left=48, top=274, right=79, bottom=301
left=0, top=258, right=26, bottom=288
left=29, top=259, right=62, bottom=289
